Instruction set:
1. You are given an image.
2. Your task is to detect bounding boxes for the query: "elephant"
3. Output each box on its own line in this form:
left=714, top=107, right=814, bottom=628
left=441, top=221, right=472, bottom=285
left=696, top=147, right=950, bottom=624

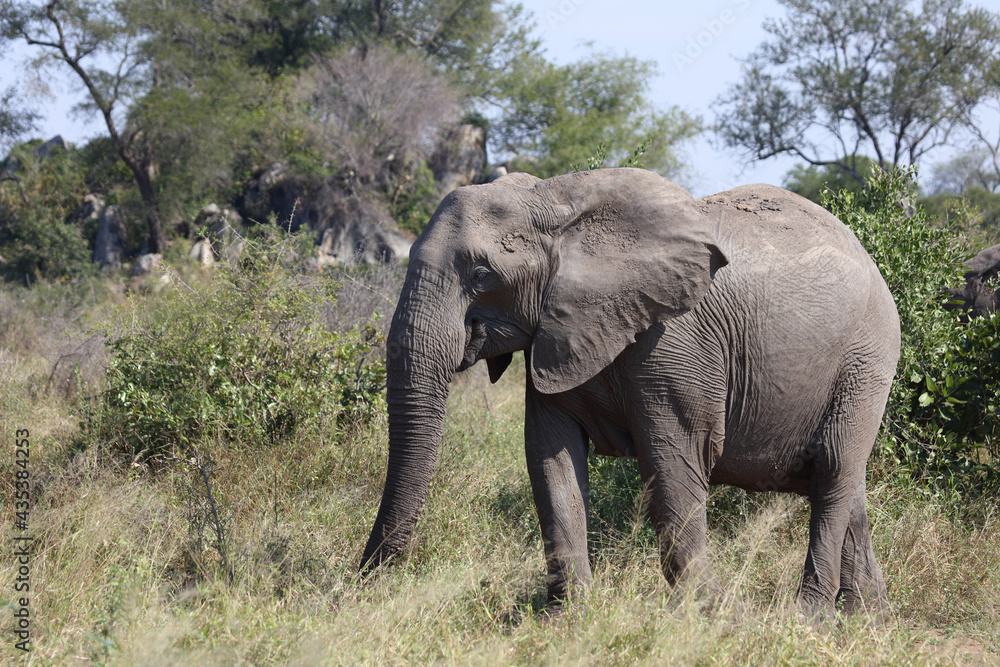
left=360, top=168, right=900, bottom=618
left=944, top=243, right=1000, bottom=319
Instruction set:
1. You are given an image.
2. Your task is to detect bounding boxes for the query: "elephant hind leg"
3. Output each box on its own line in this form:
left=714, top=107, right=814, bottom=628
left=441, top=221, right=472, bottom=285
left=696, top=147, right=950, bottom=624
left=798, top=358, right=889, bottom=619
left=798, top=481, right=855, bottom=618
left=837, top=477, right=889, bottom=615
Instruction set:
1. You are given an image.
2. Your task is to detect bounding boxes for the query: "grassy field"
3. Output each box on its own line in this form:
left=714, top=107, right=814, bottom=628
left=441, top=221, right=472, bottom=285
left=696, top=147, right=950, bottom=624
left=1, top=270, right=998, bottom=666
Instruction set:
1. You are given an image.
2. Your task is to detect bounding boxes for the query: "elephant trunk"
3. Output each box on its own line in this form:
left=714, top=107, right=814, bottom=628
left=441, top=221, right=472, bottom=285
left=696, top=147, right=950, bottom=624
left=360, top=271, right=461, bottom=573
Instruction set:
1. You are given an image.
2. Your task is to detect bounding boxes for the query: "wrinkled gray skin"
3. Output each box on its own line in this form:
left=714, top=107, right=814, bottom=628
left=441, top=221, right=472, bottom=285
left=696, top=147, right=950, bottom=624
left=360, top=168, right=900, bottom=617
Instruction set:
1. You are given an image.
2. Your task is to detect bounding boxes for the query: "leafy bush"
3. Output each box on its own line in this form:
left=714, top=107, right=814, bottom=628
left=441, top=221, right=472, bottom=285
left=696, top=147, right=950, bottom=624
left=825, top=167, right=998, bottom=488
left=93, top=226, right=385, bottom=462
left=387, top=160, right=440, bottom=237
left=587, top=455, right=654, bottom=551
left=923, top=186, right=1000, bottom=247
left=0, top=144, right=94, bottom=283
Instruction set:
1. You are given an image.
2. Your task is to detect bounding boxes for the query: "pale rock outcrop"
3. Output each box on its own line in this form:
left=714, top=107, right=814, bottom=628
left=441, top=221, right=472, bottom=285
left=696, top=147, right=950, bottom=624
left=93, top=204, right=127, bottom=270
left=132, top=253, right=163, bottom=277
left=241, top=165, right=412, bottom=268
left=188, top=240, right=215, bottom=266
left=428, top=124, right=487, bottom=195
left=194, top=203, right=244, bottom=262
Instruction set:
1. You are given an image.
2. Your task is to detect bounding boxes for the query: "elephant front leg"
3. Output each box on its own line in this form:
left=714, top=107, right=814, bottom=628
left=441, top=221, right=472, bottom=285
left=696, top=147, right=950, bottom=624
left=636, top=449, right=716, bottom=593
left=524, top=394, right=591, bottom=605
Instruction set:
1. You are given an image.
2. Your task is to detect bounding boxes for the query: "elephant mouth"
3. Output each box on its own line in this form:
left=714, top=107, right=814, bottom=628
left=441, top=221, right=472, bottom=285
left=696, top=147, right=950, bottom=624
left=457, top=317, right=488, bottom=372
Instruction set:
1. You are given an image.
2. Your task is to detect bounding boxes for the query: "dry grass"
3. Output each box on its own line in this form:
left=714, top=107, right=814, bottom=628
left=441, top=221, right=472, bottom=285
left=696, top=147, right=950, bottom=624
left=1, top=278, right=998, bottom=665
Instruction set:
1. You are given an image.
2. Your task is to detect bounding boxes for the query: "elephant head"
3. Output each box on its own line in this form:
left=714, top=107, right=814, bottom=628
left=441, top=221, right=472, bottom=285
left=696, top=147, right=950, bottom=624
left=359, top=168, right=727, bottom=572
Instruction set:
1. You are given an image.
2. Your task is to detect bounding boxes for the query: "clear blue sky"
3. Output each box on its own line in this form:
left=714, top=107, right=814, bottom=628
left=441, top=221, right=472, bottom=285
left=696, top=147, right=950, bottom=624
left=3, top=0, right=995, bottom=197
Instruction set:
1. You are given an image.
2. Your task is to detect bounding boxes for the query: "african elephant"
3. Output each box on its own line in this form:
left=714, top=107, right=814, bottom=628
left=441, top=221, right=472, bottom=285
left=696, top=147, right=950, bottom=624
left=360, top=168, right=900, bottom=618
left=944, top=243, right=1000, bottom=319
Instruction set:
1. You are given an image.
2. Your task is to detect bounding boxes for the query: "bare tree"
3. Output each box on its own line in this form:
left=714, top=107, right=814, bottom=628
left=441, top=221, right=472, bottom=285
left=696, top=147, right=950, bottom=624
left=959, top=90, right=1000, bottom=192
left=929, top=146, right=1000, bottom=194
left=303, top=45, right=459, bottom=189
left=715, top=0, right=1000, bottom=183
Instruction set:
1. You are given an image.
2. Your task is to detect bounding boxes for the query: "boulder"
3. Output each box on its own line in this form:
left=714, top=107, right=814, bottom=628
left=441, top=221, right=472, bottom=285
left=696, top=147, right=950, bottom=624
left=69, top=194, right=106, bottom=227
left=238, top=169, right=412, bottom=268
left=188, top=240, right=215, bottom=266
left=32, top=135, right=70, bottom=161
left=1, top=135, right=70, bottom=177
left=93, top=205, right=127, bottom=270
left=313, top=199, right=412, bottom=266
left=241, top=163, right=291, bottom=216
left=132, top=253, right=163, bottom=277
left=429, top=124, right=487, bottom=194
left=194, top=203, right=244, bottom=261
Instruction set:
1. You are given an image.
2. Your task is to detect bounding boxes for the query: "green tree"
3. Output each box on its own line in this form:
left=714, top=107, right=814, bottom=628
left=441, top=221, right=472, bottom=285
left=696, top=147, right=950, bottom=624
left=1, top=0, right=170, bottom=252
left=783, top=156, right=877, bottom=204
left=715, top=0, right=1000, bottom=183
left=129, top=63, right=305, bottom=224
left=127, top=0, right=532, bottom=225
left=0, top=84, right=38, bottom=153
left=0, top=142, right=93, bottom=282
left=135, top=0, right=330, bottom=82
left=328, top=0, right=537, bottom=88
left=0, top=83, right=39, bottom=205
left=130, top=0, right=319, bottom=221
left=490, top=49, right=701, bottom=179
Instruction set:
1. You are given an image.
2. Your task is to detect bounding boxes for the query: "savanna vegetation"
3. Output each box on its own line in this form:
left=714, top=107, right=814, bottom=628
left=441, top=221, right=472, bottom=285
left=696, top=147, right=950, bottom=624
left=2, top=0, right=1000, bottom=664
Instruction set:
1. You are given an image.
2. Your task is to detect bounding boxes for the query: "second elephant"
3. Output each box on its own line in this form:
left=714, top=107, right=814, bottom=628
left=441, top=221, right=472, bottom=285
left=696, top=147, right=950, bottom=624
left=945, top=243, right=1000, bottom=319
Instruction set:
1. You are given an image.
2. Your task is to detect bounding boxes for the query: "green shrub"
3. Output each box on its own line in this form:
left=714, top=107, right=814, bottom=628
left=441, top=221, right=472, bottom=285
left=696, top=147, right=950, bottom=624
left=387, top=160, right=439, bottom=237
left=826, top=167, right=998, bottom=489
left=923, top=186, right=1000, bottom=247
left=587, top=455, right=654, bottom=551
left=93, top=226, right=385, bottom=462
left=0, top=143, right=94, bottom=283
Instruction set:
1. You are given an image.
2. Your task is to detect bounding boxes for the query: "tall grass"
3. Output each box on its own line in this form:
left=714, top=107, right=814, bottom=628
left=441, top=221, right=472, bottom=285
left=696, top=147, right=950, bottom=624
left=1, top=263, right=998, bottom=665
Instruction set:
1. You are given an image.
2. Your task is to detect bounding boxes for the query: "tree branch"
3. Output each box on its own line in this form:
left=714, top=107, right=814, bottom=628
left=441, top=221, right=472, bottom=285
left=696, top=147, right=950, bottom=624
left=0, top=173, right=29, bottom=205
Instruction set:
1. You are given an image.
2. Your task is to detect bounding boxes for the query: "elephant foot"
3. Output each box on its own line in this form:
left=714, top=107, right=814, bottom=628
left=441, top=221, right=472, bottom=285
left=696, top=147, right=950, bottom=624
left=536, top=596, right=586, bottom=624
left=795, top=597, right=837, bottom=629
left=836, top=588, right=891, bottom=622
left=537, top=577, right=589, bottom=620
left=536, top=601, right=568, bottom=624
left=686, top=579, right=728, bottom=614
left=667, top=569, right=738, bottom=616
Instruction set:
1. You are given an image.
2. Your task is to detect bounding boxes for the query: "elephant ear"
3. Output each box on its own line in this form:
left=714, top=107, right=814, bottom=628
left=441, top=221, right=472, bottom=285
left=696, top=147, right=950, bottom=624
left=530, top=169, right=727, bottom=394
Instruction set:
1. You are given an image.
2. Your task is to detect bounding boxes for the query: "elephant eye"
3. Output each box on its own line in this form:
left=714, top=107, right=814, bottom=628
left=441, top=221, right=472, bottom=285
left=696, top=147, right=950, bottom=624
left=470, top=264, right=492, bottom=290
